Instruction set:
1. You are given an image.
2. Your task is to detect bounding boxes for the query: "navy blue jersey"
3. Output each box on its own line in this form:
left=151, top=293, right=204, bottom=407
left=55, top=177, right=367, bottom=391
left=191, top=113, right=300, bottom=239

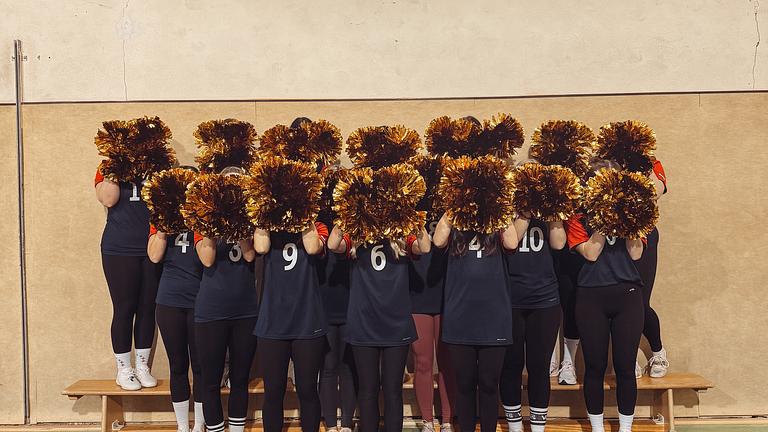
left=154, top=229, right=204, bottom=308
left=408, top=246, right=448, bottom=315
left=345, top=241, right=417, bottom=347
left=565, top=214, right=643, bottom=288
left=96, top=170, right=151, bottom=256
left=194, top=239, right=259, bottom=323
left=441, top=232, right=514, bottom=346
left=255, top=230, right=328, bottom=339
left=506, top=220, right=560, bottom=308
left=317, top=250, right=352, bottom=325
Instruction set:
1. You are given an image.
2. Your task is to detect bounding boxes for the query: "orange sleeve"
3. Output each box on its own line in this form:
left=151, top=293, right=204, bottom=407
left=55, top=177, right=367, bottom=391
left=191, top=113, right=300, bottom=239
left=406, top=235, right=418, bottom=259
left=652, top=160, right=667, bottom=194
left=94, top=165, right=105, bottom=187
left=149, top=224, right=158, bottom=237
left=314, top=222, right=330, bottom=244
left=194, top=232, right=205, bottom=245
left=565, top=214, right=590, bottom=250
left=343, top=234, right=353, bottom=259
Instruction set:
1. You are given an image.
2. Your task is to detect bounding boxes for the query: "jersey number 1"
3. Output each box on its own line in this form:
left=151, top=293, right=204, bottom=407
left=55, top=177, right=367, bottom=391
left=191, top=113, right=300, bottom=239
left=129, top=183, right=141, bottom=202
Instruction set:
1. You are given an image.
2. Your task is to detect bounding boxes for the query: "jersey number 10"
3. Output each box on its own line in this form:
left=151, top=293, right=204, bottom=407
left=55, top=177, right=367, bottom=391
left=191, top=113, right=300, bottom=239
left=518, top=227, right=545, bottom=253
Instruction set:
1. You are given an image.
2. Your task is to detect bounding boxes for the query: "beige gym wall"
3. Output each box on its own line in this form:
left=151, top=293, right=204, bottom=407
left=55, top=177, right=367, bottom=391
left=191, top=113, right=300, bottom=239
left=8, top=93, right=767, bottom=423
left=0, top=106, right=24, bottom=424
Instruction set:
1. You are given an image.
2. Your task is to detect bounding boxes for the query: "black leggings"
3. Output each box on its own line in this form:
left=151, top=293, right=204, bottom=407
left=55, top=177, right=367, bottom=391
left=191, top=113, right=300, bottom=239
left=635, top=227, right=663, bottom=352
left=352, top=345, right=409, bottom=432
left=156, top=304, right=202, bottom=403
left=319, top=324, right=357, bottom=429
left=101, top=254, right=161, bottom=353
left=555, top=252, right=582, bottom=340
left=500, top=305, right=561, bottom=408
left=575, top=283, right=644, bottom=415
left=259, top=337, right=326, bottom=432
left=448, top=344, right=507, bottom=432
left=195, top=318, right=258, bottom=427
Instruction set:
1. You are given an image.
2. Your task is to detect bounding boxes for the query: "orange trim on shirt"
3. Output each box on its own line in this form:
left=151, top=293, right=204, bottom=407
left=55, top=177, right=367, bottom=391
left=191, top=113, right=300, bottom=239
left=406, top=235, right=418, bottom=259
left=565, top=214, right=590, bottom=250
left=652, top=160, right=667, bottom=193
left=149, top=224, right=158, bottom=237
left=94, top=166, right=105, bottom=187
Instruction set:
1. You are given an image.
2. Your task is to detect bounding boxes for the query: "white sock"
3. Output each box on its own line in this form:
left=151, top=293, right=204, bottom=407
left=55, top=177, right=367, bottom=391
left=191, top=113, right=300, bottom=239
left=172, top=400, right=190, bottom=431
left=529, top=406, right=547, bottom=432
left=588, top=413, right=604, bottom=432
left=228, top=416, right=246, bottom=432
left=193, top=402, right=204, bottom=431
left=653, top=347, right=667, bottom=358
left=135, top=348, right=152, bottom=366
left=115, top=352, right=132, bottom=370
left=503, top=404, right=523, bottom=432
left=551, top=347, right=558, bottom=365
left=618, top=413, right=634, bottom=432
left=563, top=338, right=579, bottom=364
left=206, top=421, right=224, bottom=432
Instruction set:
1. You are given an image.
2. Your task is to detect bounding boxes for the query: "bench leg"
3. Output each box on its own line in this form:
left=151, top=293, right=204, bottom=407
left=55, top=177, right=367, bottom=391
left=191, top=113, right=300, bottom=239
left=666, top=389, right=676, bottom=432
left=101, top=395, right=125, bottom=432
left=652, top=389, right=676, bottom=432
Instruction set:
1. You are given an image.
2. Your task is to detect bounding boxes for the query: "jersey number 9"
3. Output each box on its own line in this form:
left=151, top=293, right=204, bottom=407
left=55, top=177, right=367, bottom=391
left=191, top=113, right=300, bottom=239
left=283, top=242, right=298, bottom=271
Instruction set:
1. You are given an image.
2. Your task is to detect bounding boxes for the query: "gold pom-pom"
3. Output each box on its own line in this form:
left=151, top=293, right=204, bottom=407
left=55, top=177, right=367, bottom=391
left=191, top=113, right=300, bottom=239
left=511, top=163, right=582, bottom=222
left=530, top=120, right=594, bottom=179
left=346, top=125, right=422, bottom=169
left=245, top=156, right=323, bottom=233
left=318, top=167, right=348, bottom=224
left=410, top=154, right=445, bottom=223
left=258, top=119, right=342, bottom=164
left=194, top=119, right=258, bottom=174
left=584, top=168, right=659, bottom=239
left=594, top=120, right=656, bottom=173
left=182, top=173, right=254, bottom=241
left=424, top=116, right=481, bottom=157
left=95, top=116, right=176, bottom=182
left=142, top=168, right=197, bottom=233
left=437, top=155, right=515, bottom=234
left=333, top=163, right=425, bottom=243
left=479, top=113, right=525, bottom=158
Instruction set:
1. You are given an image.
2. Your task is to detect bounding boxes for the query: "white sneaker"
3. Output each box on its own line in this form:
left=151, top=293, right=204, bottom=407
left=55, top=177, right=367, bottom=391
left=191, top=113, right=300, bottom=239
left=420, top=420, right=435, bottom=432
left=648, top=351, right=670, bottom=378
left=549, top=359, right=559, bottom=377
left=440, top=423, right=453, bottom=432
left=221, top=362, right=230, bottom=388
left=635, top=361, right=643, bottom=379
left=177, top=427, right=190, bottom=432
left=558, top=361, right=577, bottom=385
left=116, top=368, right=141, bottom=391
left=135, top=363, right=158, bottom=388
left=340, top=428, right=353, bottom=432
left=191, top=426, right=204, bottom=432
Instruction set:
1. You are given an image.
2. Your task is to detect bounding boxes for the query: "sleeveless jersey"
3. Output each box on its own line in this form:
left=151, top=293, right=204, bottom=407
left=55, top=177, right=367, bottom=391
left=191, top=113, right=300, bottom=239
left=153, top=228, right=204, bottom=308
left=505, top=220, right=560, bottom=308
left=96, top=169, right=150, bottom=256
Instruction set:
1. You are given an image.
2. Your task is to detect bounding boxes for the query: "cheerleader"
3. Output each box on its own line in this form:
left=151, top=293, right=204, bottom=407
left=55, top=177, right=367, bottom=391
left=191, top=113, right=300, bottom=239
left=563, top=160, right=645, bottom=432
left=94, top=163, right=161, bottom=390
left=635, top=157, right=669, bottom=377
left=253, top=221, right=328, bottom=432
left=194, top=167, right=259, bottom=432
left=408, top=220, right=455, bottom=432
left=317, top=215, right=357, bottom=432
left=328, top=227, right=431, bottom=432
left=433, top=214, right=518, bottom=432
left=147, top=175, right=205, bottom=432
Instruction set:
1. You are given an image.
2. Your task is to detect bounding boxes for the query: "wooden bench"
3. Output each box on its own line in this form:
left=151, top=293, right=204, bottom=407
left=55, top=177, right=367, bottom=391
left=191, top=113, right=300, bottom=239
left=63, top=372, right=712, bottom=432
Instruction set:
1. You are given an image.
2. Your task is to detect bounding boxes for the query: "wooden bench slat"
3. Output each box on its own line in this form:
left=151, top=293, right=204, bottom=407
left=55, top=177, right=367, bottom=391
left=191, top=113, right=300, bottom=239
left=63, top=372, right=712, bottom=398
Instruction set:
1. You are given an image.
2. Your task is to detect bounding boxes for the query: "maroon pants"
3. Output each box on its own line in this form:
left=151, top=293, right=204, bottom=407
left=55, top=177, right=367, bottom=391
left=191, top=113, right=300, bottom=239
left=412, top=314, right=455, bottom=422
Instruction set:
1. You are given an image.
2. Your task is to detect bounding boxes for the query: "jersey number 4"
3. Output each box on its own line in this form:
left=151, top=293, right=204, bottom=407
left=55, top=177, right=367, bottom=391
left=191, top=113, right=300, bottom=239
left=174, top=233, right=190, bottom=254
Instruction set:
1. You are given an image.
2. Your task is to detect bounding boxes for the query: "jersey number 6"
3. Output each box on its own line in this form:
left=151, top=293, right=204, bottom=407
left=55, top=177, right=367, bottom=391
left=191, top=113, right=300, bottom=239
left=371, top=245, right=387, bottom=271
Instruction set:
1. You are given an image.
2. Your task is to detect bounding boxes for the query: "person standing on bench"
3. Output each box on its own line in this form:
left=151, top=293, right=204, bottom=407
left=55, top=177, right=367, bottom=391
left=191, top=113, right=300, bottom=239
left=194, top=167, right=259, bottom=432
left=564, top=159, right=645, bottom=432
left=253, top=221, right=329, bottom=432
left=148, top=180, right=205, bottom=432
left=433, top=213, right=519, bottom=432
left=328, top=227, right=431, bottom=432
left=634, top=157, right=670, bottom=378
left=500, top=210, right=566, bottom=432
left=94, top=162, right=161, bottom=391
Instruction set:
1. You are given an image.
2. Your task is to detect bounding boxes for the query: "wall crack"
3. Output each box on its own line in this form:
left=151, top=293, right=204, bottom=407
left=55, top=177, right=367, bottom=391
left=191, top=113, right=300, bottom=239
left=752, top=0, right=761, bottom=89
left=121, top=0, right=130, bottom=101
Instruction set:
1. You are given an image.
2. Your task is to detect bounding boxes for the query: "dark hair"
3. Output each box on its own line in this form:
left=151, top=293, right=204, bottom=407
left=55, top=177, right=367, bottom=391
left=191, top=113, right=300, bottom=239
left=461, top=116, right=482, bottom=127
left=587, top=158, right=620, bottom=179
left=290, top=117, right=312, bottom=129
left=179, top=165, right=199, bottom=173
left=449, top=229, right=499, bottom=257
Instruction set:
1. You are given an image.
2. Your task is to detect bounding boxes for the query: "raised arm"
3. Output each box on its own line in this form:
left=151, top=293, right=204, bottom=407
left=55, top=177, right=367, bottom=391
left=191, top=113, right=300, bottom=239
left=432, top=213, right=452, bottom=249
left=302, top=223, right=325, bottom=256
left=410, top=226, right=432, bottom=255
left=327, top=225, right=349, bottom=254
left=95, top=178, right=120, bottom=208
left=501, top=222, right=519, bottom=250
left=575, top=232, right=606, bottom=262
left=147, top=231, right=167, bottom=263
left=253, top=228, right=271, bottom=255
left=513, top=216, right=531, bottom=242
left=626, top=238, right=644, bottom=261
left=548, top=221, right=567, bottom=250
left=196, top=237, right=217, bottom=267
left=238, top=238, right=256, bottom=263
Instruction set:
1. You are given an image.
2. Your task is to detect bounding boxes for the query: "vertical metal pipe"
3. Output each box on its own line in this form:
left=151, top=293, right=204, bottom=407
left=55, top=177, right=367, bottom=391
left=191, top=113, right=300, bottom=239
left=14, top=39, right=30, bottom=424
